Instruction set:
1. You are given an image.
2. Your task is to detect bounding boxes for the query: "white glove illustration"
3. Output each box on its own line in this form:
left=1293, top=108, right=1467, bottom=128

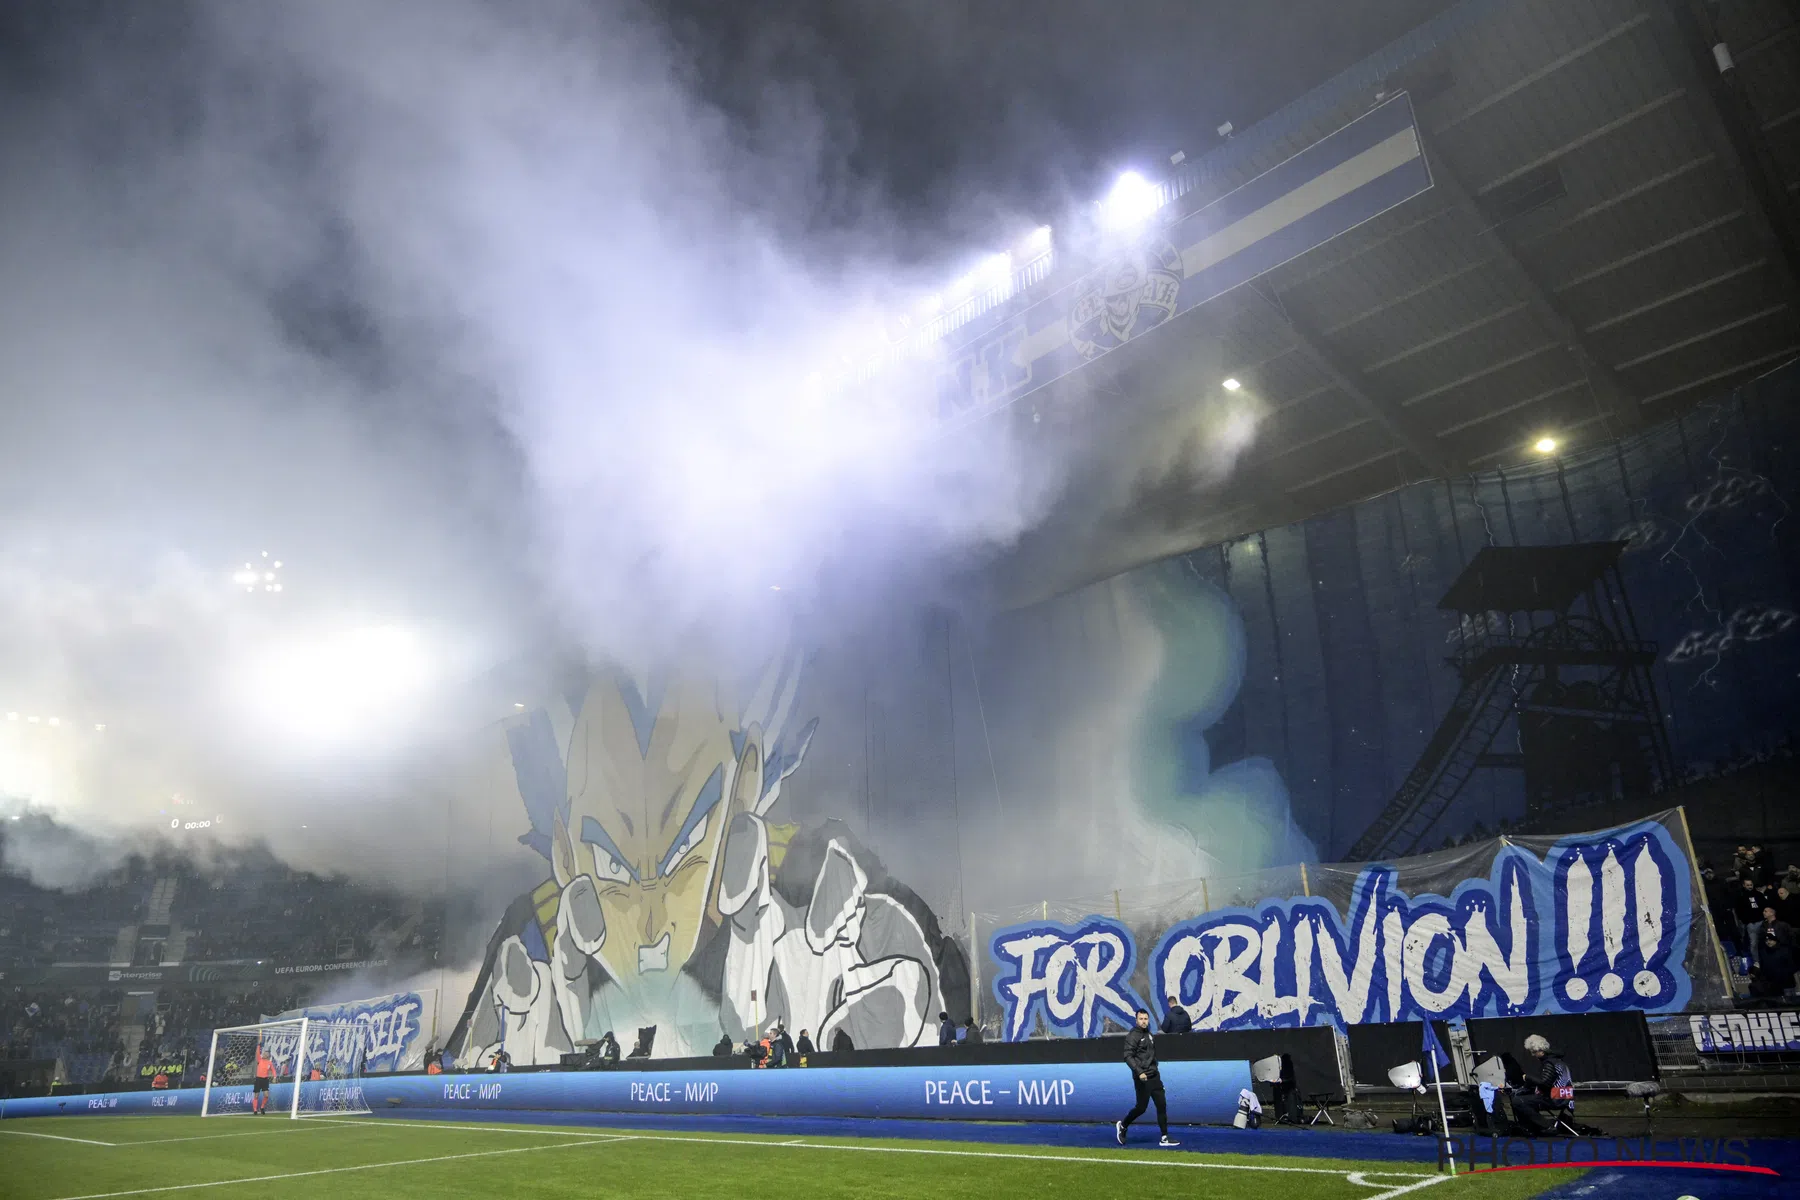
left=484, top=874, right=608, bottom=1066
left=718, top=813, right=939, bottom=1048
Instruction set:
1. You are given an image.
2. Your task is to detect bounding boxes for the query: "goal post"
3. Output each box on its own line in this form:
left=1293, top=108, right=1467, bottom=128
left=201, top=1017, right=371, bottom=1118
left=293, top=1013, right=373, bottom=1118
left=201, top=1018, right=305, bottom=1118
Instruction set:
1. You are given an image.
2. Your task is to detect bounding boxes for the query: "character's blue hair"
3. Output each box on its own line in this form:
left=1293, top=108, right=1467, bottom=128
left=509, top=710, right=567, bottom=862
left=511, top=674, right=816, bottom=862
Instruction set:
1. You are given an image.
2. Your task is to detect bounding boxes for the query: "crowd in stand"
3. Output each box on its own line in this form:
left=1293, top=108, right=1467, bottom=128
left=0, top=857, right=153, bottom=968
left=171, top=857, right=416, bottom=966
left=0, top=989, right=126, bottom=1063
left=138, top=985, right=311, bottom=1066
left=0, top=832, right=440, bottom=975
left=1, top=983, right=320, bottom=1082
left=0, top=822, right=446, bottom=1090
left=1703, top=844, right=1800, bottom=1000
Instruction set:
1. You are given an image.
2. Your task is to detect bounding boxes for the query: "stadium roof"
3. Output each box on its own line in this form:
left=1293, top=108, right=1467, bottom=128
left=980, top=0, right=1800, bottom=607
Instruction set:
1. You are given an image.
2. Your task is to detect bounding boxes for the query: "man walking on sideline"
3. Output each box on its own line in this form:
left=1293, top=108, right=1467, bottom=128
left=1116, top=1008, right=1179, bottom=1147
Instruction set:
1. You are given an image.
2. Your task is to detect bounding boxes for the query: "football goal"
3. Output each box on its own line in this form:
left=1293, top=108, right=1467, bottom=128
left=201, top=1017, right=372, bottom=1118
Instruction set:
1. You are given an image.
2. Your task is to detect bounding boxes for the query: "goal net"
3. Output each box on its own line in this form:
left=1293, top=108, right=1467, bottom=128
left=202, top=1018, right=372, bottom=1118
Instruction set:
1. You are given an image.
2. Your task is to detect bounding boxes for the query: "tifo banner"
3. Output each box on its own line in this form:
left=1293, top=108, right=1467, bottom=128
left=270, top=989, right=436, bottom=1074
left=976, top=812, right=1729, bottom=1039
left=932, top=93, right=1431, bottom=423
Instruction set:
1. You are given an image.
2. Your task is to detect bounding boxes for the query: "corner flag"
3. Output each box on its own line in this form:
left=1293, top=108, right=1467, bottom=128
left=1422, top=1020, right=1450, bottom=1069
left=1420, top=1021, right=1456, bottom=1173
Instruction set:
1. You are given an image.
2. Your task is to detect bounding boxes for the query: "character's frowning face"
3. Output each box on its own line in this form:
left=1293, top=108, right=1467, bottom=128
left=549, top=672, right=764, bottom=987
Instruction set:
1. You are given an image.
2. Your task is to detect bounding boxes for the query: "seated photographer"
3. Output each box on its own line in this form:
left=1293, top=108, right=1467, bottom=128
left=1510, top=1035, right=1573, bottom=1134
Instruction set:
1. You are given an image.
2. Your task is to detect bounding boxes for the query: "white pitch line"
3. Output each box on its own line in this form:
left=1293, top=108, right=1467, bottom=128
left=41, top=1134, right=635, bottom=1200
left=0, top=1128, right=117, bottom=1147
left=626, top=1130, right=1438, bottom=1177
left=1348, top=1173, right=1454, bottom=1200
left=106, top=1123, right=370, bottom=1147
left=359, top=1122, right=1434, bottom=1180
left=312, top=1117, right=615, bottom=1137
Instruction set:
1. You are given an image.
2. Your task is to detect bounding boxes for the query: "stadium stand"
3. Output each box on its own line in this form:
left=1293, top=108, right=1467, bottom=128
left=0, top=818, right=443, bottom=1088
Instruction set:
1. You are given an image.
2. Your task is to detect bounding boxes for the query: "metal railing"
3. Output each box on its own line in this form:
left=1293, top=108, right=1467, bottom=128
left=1648, top=1010, right=1800, bottom=1092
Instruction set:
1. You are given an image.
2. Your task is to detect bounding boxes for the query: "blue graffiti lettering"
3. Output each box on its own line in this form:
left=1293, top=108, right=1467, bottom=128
left=986, top=822, right=1691, bottom=1038
left=990, top=919, right=1145, bottom=1039
left=271, top=992, right=426, bottom=1074
left=1551, top=827, right=1689, bottom=1012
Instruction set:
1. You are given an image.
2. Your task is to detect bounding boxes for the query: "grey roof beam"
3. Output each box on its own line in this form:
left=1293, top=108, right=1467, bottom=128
left=1417, top=127, right=1644, bottom=435
left=1246, top=281, right=1464, bottom=478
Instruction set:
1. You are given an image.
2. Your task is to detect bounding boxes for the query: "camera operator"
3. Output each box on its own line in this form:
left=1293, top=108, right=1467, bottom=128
left=1510, top=1035, right=1574, bottom=1134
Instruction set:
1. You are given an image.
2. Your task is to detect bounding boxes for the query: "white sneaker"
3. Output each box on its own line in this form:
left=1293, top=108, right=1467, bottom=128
left=1115, top=1120, right=1126, bottom=1145
left=1159, top=1135, right=1180, bottom=1147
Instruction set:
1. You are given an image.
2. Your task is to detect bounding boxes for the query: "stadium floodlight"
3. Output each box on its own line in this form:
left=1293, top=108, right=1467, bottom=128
left=1534, top=435, right=1558, bottom=454
left=237, top=624, right=432, bottom=744
left=202, top=1017, right=371, bottom=1118
left=1102, top=171, right=1162, bottom=230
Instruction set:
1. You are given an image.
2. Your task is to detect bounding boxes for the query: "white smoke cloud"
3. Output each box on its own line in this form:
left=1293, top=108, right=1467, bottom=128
left=0, top=0, right=1056, bottom=876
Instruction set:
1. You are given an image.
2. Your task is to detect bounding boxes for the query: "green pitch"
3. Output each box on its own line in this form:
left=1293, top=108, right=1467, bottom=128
left=0, top=1116, right=1580, bottom=1200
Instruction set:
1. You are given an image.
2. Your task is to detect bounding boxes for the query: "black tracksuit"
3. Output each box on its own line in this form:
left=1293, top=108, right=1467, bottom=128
left=1512, top=1052, right=1572, bottom=1131
left=1120, top=1026, right=1168, bottom=1137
